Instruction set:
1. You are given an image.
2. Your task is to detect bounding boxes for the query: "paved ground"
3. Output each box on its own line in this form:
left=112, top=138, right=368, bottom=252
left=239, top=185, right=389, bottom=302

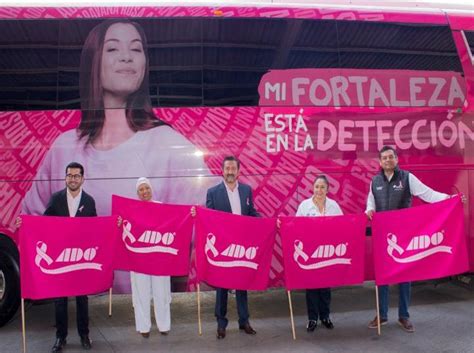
left=1, top=281, right=473, bottom=353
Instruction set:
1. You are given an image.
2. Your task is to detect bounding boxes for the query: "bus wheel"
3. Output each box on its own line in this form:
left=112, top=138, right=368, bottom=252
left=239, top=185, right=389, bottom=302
left=0, top=250, right=20, bottom=327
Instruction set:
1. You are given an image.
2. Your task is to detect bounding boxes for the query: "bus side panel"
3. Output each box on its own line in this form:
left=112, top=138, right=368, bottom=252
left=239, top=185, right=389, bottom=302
left=469, top=169, right=474, bottom=271
left=452, top=30, right=474, bottom=111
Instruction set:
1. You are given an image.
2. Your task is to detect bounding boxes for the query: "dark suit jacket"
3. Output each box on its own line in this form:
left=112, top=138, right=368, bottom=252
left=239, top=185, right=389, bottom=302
left=44, top=188, right=97, bottom=217
left=206, top=181, right=259, bottom=217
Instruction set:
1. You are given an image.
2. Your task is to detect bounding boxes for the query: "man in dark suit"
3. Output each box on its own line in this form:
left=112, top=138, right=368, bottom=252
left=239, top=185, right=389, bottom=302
left=45, top=162, right=97, bottom=352
left=206, top=156, right=259, bottom=339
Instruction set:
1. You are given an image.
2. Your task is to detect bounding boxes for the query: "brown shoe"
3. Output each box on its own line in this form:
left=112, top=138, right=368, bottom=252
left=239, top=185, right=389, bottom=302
left=368, top=316, right=388, bottom=329
left=217, top=328, right=226, bottom=339
left=239, top=323, right=257, bottom=335
left=398, top=318, right=415, bottom=333
left=140, top=332, right=150, bottom=338
left=160, top=331, right=169, bottom=336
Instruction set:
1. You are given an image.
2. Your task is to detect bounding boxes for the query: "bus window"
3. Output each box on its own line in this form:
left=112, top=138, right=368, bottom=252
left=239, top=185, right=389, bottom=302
left=336, top=21, right=463, bottom=72
left=202, top=18, right=296, bottom=106
left=0, top=19, right=60, bottom=111
left=463, top=30, right=474, bottom=61
left=275, top=19, right=340, bottom=69
left=0, top=17, right=466, bottom=111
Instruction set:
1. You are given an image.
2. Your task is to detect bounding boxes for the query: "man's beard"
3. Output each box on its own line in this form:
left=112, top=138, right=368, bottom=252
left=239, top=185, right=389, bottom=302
left=225, top=174, right=236, bottom=183
left=67, top=183, right=80, bottom=192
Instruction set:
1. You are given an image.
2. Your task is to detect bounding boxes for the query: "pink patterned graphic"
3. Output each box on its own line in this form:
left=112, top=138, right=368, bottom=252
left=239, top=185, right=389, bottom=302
left=1, top=6, right=387, bottom=22
left=0, top=5, right=460, bottom=27
left=0, top=111, right=80, bottom=236
left=2, top=106, right=474, bottom=291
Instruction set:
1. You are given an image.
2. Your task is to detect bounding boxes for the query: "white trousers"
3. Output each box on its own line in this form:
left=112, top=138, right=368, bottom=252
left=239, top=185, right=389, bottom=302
left=130, top=271, right=171, bottom=333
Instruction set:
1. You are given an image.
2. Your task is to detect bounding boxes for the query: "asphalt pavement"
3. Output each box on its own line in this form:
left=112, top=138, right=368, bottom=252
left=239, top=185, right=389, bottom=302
left=1, top=281, right=473, bottom=353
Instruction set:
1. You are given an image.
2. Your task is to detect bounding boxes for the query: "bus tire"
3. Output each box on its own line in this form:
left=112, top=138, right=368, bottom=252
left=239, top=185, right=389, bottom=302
left=0, top=243, right=20, bottom=327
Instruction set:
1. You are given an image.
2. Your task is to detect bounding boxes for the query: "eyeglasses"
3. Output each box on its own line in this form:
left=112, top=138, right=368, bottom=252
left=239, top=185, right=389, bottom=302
left=66, top=174, right=82, bottom=180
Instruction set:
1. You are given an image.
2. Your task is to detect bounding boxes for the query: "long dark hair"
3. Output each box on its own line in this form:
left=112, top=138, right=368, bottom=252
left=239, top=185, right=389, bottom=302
left=78, top=19, right=163, bottom=145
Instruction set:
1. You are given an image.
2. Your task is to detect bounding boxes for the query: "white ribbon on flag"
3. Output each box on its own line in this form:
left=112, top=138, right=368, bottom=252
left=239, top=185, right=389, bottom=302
left=387, top=233, right=452, bottom=263
left=122, top=221, right=178, bottom=255
left=293, top=240, right=351, bottom=270
left=205, top=233, right=258, bottom=270
left=35, top=241, right=102, bottom=274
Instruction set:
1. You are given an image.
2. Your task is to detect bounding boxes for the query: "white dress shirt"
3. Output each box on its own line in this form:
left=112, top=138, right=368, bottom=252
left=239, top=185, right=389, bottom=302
left=366, top=172, right=449, bottom=212
left=66, top=188, right=82, bottom=217
left=296, top=197, right=343, bottom=217
left=225, top=181, right=242, bottom=215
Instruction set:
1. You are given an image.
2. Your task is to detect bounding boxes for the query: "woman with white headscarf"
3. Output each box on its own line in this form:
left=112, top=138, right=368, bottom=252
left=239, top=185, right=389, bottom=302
left=131, top=177, right=171, bottom=337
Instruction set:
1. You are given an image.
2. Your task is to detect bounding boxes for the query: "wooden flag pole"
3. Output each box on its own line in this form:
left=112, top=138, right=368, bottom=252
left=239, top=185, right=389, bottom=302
left=21, top=298, right=26, bottom=353
left=197, top=284, right=202, bottom=336
left=287, top=290, right=296, bottom=340
left=375, top=285, right=381, bottom=336
left=108, top=288, right=113, bottom=317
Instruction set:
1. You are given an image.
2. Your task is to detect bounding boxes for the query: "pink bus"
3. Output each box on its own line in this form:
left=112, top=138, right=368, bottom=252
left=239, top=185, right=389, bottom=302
left=0, top=2, right=473, bottom=327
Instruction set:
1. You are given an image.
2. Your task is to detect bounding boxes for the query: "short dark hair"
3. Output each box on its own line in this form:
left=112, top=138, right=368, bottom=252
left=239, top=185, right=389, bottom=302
left=314, top=175, right=329, bottom=190
left=65, top=162, right=84, bottom=176
left=379, top=145, right=397, bottom=159
left=222, top=156, right=240, bottom=170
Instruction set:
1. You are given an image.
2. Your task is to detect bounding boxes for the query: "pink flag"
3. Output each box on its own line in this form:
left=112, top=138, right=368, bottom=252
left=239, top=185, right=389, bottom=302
left=280, top=214, right=366, bottom=290
left=112, top=195, right=193, bottom=276
left=372, top=196, right=469, bottom=285
left=19, top=215, right=117, bottom=300
left=195, top=207, right=276, bottom=290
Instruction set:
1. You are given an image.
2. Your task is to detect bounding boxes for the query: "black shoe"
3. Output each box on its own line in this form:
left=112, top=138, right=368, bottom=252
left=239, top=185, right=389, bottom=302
left=51, top=338, right=66, bottom=353
left=80, top=335, right=92, bottom=350
left=321, top=318, right=334, bottom=329
left=239, top=323, right=257, bottom=335
left=217, top=327, right=226, bottom=339
left=306, top=320, right=317, bottom=332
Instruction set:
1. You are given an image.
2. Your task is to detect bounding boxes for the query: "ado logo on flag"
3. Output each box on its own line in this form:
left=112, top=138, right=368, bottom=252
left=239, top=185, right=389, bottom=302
left=387, top=231, right=452, bottom=263
left=205, top=233, right=259, bottom=270
left=293, top=240, right=351, bottom=270
left=122, top=220, right=179, bottom=255
left=35, top=241, right=102, bottom=274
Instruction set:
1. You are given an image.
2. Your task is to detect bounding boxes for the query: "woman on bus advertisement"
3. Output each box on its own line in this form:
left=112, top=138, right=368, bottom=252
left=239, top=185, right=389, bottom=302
left=22, top=19, right=211, bottom=215
left=21, top=19, right=214, bottom=291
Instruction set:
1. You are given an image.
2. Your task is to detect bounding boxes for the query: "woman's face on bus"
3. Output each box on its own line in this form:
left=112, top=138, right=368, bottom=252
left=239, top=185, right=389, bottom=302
left=100, top=23, right=146, bottom=100
left=313, top=178, right=328, bottom=200
left=137, top=183, right=152, bottom=202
